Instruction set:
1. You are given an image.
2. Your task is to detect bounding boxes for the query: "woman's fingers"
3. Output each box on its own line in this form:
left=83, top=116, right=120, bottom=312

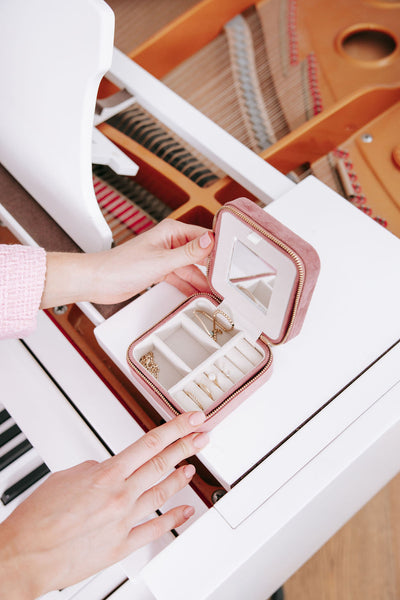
left=126, top=506, right=194, bottom=554
left=128, top=432, right=207, bottom=497
left=165, top=264, right=211, bottom=294
left=131, top=464, right=196, bottom=523
left=111, top=412, right=206, bottom=479
left=163, top=271, right=200, bottom=296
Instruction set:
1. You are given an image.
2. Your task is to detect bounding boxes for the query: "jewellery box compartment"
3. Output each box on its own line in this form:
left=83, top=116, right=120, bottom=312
left=127, top=197, right=320, bottom=430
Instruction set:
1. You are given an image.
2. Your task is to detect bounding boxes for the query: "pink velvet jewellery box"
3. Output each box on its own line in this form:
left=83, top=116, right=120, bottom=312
left=127, top=197, right=320, bottom=430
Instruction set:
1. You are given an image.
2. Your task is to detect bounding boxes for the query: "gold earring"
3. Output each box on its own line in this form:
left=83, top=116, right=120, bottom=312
left=139, top=351, right=159, bottom=379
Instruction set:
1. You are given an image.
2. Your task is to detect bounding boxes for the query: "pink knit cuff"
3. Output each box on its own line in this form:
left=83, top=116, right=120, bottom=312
left=0, top=245, right=47, bottom=339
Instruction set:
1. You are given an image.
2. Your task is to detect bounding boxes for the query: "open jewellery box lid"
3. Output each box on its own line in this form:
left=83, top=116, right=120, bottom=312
left=207, top=198, right=320, bottom=345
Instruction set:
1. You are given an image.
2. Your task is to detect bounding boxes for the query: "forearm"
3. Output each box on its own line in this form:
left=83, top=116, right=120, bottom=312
left=0, top=520, right=39, bottom=600
left=40, top=252, right=96, bottom=309
left=40, top=220, right=213, bottom=310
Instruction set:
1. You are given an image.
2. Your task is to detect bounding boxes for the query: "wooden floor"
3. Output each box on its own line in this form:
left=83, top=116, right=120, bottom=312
left=283, top=470, right=400, bottom=599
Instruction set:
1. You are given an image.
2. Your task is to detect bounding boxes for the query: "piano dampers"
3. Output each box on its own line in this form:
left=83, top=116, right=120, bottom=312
left=107, top=105, right=222, bottom=188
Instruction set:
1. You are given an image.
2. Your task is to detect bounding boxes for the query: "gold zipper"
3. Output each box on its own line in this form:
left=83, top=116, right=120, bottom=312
left=213, top=204, right=305, bottom=343
left=127, top=329, right=273, bottom=419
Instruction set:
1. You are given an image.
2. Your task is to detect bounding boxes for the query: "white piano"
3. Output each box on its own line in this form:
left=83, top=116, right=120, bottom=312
left=0, top=1, right=400, bottom=599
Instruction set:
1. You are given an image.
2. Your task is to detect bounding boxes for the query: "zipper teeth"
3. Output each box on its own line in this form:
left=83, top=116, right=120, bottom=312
left=127, top=204, right=304, bottom=419
left=216, top=205, right=305, bottom=343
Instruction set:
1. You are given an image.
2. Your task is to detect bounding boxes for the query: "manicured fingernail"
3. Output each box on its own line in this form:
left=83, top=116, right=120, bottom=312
left=183, top=506, right=195, bottom=519
left=189, top=411, right=206, bottom=426
left=199, top=232, right=211, bottom=248
left=193, top=432, right=209, bottom=449
left=184, top=464, right=196, bottom=479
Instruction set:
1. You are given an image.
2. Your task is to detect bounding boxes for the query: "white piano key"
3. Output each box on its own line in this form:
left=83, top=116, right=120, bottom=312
left=0, top=417, right=14, bottom=436
left=0, top=338, right=111, bottom=471
left=23, top=312, right=146, bottom=458
left=65, top=564, right=128, bottom=600
left=106, top=578, right=154, bottom=600
left=38, top=573, right=99, bottom=600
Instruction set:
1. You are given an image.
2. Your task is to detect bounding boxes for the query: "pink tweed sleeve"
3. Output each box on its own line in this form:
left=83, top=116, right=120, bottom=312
left=0, top=245, right=47, bottom=339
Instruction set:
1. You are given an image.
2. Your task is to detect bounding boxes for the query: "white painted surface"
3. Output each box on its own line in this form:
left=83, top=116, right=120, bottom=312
left=139, top=376, right=400, bottom=599
left=92, top=127, right=139, bottom=176
left=95, top=176, right=400, bottom=486
left=0, top=0, right=114, bottom=252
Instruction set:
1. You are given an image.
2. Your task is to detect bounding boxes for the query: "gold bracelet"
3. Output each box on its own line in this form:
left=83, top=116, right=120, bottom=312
left=193, top=308, right=235, bottom=343
left=184, top=390, right=204, bottom=410
left=193, top=309, right=221, bottom=340
left=139, top=351, right=159, bottom=379
left=213, top=309, right=234, bottom=331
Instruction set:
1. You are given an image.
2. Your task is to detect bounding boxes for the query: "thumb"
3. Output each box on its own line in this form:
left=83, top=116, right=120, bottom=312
left=169, top=231, right=214, bottom=270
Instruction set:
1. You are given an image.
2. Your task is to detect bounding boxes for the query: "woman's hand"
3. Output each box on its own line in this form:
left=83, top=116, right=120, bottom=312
left=0, top=411, right=209, bottom=599
left=41, top=219, right=214, bottom=308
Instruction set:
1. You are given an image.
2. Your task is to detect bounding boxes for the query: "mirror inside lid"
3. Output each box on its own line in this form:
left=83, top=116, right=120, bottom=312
left=208, top=198, right=320, bottom=344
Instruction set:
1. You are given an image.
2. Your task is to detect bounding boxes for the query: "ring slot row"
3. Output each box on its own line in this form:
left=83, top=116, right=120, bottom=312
left=170, top=331, right=266, bottom=412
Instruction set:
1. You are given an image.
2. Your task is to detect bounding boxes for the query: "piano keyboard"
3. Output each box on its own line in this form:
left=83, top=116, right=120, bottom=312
left=0, top=405, right=50, bottom=519
left=0, top=402, right=138, bottom=600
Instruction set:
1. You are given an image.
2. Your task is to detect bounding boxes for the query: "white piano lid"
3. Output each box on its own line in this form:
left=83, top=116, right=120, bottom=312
left=0, top=0, right=114, bottom=252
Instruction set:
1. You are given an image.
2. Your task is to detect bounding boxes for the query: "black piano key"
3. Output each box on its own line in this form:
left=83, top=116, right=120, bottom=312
left=1, top=463, right=50, bottom=505
left=0, top=409, right=11, bottom=425
left=0, top=423, right=21, bottom=447
left=0, top=438, right=33, bottom=472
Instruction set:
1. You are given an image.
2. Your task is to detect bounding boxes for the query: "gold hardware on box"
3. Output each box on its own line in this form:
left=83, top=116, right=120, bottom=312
left=139, top=351, right=159, bottom=379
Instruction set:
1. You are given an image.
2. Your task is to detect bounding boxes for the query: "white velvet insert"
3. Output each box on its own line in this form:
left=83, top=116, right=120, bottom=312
left=133, top=295, right=266, bottom=414
left=134, top=339, right=188, bottom=390
left=235, top=338, right=264, bottom=365
left=158, top=315, right=217, bottom=369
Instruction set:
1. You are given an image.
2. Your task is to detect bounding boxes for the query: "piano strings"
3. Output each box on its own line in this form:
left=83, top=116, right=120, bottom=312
left=105, top=0, right=201, bottom=55
left=161, top=3, right=323, bottom=153
left=100, top=0, right=396, bottom=237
